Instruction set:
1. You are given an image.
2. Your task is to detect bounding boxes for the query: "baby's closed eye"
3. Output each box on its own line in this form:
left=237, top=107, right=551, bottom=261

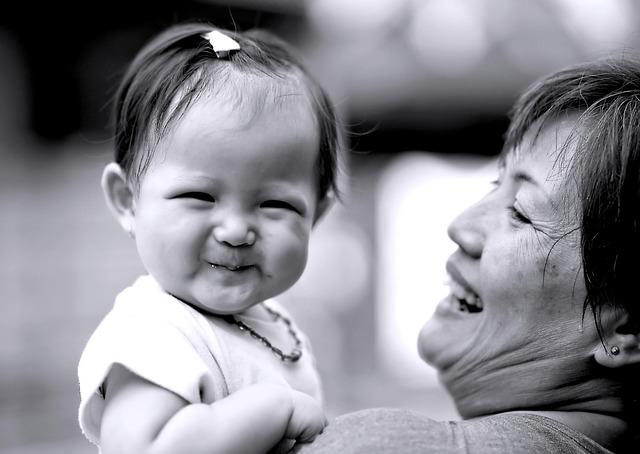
left=174, top=192, right=216, bottom=202
left=260, top=200, right=302, bottom=214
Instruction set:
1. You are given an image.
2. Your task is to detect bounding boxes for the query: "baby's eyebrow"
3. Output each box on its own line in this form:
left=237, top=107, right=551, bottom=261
left=172, top=175, right=219, bottom=185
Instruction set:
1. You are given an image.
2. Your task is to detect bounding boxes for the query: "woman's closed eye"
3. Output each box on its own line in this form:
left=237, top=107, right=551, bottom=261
left=508, top=206, right=531, bottom=225
left=175, top=192, right=215, bottom=202
left=260, top=200, right=301, bottom=214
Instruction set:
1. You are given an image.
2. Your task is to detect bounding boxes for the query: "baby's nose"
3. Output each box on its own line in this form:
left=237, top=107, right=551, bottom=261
left=213, top=218, right=256, bottom=246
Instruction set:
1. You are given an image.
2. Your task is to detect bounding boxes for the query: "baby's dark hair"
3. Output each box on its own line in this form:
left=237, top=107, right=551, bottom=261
left=113, top=21, right=342, bottom=200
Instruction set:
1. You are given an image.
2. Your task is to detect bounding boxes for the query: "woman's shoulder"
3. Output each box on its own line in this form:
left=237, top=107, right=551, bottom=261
left=468, top=413, right=615, bottom=453
left=296, top=408, right=613, bottom=454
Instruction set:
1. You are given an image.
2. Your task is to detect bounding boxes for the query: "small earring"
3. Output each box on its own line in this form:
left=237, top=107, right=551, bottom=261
left=610, top=346, right=620, bottom=356
left=126, top=225, right=135, bottom=239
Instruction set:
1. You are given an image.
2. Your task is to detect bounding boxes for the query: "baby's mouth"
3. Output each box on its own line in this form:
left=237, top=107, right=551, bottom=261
left=448, top=277, right=483, bottom=313
left=209, top=263, right=253, bottom=272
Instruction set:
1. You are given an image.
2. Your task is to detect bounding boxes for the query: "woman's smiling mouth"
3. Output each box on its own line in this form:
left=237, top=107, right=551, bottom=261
left=445, top=261, right=484, bottom=313
left=449, top=277, right=484, bottom=313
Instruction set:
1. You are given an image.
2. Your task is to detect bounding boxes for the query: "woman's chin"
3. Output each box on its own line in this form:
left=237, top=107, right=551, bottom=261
left=417, top=299, right=484, bottom=371
left=417, top=317, right=461, bottom=371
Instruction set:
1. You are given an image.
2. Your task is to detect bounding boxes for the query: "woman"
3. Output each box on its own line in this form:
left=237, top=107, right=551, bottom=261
left=299, top=58, right=640, bottom=453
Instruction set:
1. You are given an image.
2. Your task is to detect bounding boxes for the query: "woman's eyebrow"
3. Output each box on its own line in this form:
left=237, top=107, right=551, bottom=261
left=512, top=170, right=538, bottom=186
left=512, top=170, right=558, bottom=206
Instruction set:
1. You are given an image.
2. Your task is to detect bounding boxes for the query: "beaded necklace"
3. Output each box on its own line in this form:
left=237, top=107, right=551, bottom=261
left=222, top=304, right=302, bottom=362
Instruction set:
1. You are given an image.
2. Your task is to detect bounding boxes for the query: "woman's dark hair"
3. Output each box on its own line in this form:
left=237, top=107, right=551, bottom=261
left=113, top=21, right=342, bottom=200
left=503, top=57, right=640, bottom=340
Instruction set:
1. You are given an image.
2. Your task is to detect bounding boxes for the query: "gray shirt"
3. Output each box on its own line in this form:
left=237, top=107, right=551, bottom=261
left=296, top=408, right=615, bottom=453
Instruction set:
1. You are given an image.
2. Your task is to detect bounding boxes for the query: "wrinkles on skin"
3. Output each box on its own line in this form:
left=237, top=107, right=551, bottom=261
left=440, top=320, right=599, bottom=418
left=541, top=227, right=581, bottom=288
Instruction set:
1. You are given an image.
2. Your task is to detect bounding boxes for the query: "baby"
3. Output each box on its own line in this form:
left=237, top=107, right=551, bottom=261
left=77, top=22, right=342, bottom=454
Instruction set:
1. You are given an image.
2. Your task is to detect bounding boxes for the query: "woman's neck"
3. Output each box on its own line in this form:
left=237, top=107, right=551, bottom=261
left=442, top=354, right=631, bottom=450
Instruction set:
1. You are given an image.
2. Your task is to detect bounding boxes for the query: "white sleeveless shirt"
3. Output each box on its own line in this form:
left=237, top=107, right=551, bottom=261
left=77, top=274, right=323, bottom=447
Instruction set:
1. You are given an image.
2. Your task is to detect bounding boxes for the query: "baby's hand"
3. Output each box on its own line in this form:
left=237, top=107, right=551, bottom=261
left=285, top=389, right=328, bottom=443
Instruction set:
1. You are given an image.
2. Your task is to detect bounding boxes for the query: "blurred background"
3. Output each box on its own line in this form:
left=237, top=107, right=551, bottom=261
left=2, top=0, right=640, bottom=452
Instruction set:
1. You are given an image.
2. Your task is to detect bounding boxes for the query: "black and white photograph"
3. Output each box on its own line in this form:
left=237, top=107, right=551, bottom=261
left=2, top=1, right=640, bottom=453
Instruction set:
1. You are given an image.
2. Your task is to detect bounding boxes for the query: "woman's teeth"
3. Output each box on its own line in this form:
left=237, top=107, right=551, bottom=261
left=449, top=277, right=483, bottom=313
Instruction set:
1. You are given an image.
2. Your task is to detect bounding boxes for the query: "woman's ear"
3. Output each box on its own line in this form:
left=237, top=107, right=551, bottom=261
left=101, top=163, right=136, bottom=238
left=593, top=311, right=640, bottom=368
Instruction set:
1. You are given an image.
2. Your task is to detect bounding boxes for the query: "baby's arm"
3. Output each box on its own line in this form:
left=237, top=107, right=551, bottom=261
left=100, top=364, right=326, bottom=454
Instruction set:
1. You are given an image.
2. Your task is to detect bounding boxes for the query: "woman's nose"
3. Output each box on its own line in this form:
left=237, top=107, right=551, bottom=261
left=447, top=202, right=486, bottom=259
left=213, top=215, right=256, bottom=247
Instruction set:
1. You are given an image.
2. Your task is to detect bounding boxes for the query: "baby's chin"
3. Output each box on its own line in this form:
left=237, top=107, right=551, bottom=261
left=189, top=297, right=259, bottom=315
left=165, top=286, right=258, bottom=315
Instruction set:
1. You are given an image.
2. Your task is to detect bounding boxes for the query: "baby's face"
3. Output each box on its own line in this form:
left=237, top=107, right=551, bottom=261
left=130, top=91, right=322, bottom=314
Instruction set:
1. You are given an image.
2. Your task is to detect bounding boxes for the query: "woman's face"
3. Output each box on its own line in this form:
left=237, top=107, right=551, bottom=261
left=418, top=118, right=600, bottom=417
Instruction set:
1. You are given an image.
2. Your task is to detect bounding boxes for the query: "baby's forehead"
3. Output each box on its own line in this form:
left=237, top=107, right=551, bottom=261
left=210, top=66, right=313, bottom=107
left=138, top=66, right=319, bottom=175
left=163, top=66, right=316, bottom=132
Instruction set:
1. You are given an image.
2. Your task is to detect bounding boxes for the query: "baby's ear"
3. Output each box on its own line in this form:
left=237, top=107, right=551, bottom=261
left=101, top=163, right=136, bottom=237
left=312, top=191, right=334, bottom=225
left=593, top=310, right=640, bottom=368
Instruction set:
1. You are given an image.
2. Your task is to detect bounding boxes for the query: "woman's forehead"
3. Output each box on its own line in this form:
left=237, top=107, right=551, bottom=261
left=505, top=116, right=581, bottom=177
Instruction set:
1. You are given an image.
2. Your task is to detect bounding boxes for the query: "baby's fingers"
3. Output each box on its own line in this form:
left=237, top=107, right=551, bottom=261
left=286, top=391, right=327, bottom=442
